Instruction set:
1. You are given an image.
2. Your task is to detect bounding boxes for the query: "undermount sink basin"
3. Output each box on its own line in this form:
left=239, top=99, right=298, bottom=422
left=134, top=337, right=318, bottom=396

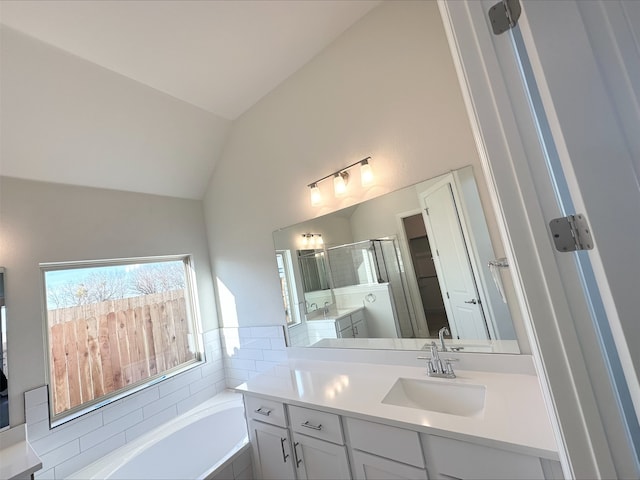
left=382, top=377, right=486, bottom=417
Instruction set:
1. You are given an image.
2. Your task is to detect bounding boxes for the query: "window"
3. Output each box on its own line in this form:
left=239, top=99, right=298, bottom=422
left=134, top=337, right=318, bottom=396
left=42, top=256, right=201, bottom=424
left=276, top=250, right=300, bottom=326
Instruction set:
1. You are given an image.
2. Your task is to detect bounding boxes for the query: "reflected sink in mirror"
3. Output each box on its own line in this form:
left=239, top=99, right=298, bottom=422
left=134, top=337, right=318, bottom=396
left=382, top=377, right=486, bottom=417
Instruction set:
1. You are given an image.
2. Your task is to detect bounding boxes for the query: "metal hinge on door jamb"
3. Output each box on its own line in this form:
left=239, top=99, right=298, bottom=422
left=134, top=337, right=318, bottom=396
left=549, top=214, right=594, bottom=252
left=488, top=0, right=522, bottom=35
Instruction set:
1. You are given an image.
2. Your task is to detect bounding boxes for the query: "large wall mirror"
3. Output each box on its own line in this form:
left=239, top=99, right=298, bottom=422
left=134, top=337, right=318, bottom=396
left=0, top=267, right=8, bottom=429
left=273, top=166, right=521, bottom=354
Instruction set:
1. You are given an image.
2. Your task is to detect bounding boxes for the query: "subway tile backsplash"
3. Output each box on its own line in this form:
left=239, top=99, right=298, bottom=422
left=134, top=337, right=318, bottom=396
left=25, top=325, right=287, bottom=479
left=221, top=325, right=288, bottom=388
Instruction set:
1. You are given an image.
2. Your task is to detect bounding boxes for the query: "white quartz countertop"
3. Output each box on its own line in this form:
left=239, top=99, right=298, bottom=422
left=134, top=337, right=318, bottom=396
left=234, top=358, right=559, bottom=460
left=306, top=306, right=363, bottom=321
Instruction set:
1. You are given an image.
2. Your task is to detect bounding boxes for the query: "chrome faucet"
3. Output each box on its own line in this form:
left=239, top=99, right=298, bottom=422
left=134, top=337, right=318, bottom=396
left=438, top=326, right=450, bottom=352
left=323, top=301, right=330, bottom=314
left=418, top=341, right=457, bottom=378
left=309, top=302, right=318, bottom=311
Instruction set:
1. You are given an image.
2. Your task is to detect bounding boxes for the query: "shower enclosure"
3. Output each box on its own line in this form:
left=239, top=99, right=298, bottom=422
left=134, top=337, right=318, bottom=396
left=325, top=238, right=416, bottom=338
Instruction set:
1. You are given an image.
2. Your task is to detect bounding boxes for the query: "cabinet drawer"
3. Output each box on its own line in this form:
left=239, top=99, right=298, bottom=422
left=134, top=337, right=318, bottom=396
left=288, top=405, right=344, bottom=445
left=346, top=417, right=425, bottom=468
left=244, top=395, right=288, bottom=428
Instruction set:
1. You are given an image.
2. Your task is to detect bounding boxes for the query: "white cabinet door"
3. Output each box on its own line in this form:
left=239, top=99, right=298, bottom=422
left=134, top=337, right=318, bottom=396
left=352, top=319, right=368, bottom=338
left=423, top=434, right=545, bottom=480
left=351, top=450, right=428, bottom=480
left=249, top=419, right=296, bottom=480
left=337, top=325, right=354, bottom=338
left=292, top=431, right=351, bottom=480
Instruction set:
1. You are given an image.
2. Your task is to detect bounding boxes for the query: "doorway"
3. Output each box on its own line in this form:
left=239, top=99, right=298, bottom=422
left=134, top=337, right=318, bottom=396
left=402, top=214, right=448, bottom=337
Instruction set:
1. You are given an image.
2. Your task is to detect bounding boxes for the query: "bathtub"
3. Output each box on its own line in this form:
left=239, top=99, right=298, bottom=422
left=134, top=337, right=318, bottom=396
left=70, top=391, right=250, bottom=480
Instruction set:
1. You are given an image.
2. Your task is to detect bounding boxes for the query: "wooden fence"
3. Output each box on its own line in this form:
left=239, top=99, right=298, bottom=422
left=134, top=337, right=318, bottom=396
left=48, top=290, right=195, bottom=415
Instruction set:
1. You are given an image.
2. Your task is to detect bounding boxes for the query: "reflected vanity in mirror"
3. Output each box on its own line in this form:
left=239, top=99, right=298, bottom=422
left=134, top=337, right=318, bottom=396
left=0, top=267, right=8, bottom=429
left=273, top=166, right=520, bottom=354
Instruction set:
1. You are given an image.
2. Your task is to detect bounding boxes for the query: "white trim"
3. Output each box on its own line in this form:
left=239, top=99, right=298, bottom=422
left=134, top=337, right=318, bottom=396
left=517, top=0, right=640, bottom=420
left=437, top=1, right=623, bottom=477
left=394, top=208, right=429, bottom=338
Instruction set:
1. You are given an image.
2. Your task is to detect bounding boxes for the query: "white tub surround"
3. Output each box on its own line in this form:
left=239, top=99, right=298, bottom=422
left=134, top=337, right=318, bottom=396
left=25, top=328, right=226, bottom=479
left=234, top=358, right=560, bottom=479
left=0, top=424, right=42, bottom=480
left=69, top=391, right=250, bottom=480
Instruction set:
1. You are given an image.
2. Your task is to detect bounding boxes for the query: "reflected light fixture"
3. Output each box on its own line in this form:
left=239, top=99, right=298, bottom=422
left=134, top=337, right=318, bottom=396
left=307, top=156, right=374, bottom=206
left=301, top=233, right=323, bottom=248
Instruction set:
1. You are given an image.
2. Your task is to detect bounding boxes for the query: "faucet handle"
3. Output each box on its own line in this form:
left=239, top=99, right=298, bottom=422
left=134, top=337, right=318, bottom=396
left=417, top=356, right=437, bottom=374
left=443, top=358, right=458, bottom=377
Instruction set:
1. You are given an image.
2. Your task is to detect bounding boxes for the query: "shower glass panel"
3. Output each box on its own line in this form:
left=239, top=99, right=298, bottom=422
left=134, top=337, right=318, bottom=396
left=326, top=239, right=416, bottom=338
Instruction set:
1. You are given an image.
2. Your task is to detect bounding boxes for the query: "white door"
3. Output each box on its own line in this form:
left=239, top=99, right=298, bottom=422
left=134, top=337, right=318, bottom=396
left=439, top=0, right=640, bottom=477
left=420, top=180, right=488, bottom=340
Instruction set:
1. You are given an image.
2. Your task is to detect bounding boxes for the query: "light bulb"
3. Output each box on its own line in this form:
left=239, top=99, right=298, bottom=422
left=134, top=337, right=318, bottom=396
left=301, top=234, right=308, bottom=247
left=310, top=184, right=321, bottom=206
left=334, top=172, right=348, bottom=196
left=360, top=159, right=374, bottom=186
left=316, top=234, right=324, bottom=246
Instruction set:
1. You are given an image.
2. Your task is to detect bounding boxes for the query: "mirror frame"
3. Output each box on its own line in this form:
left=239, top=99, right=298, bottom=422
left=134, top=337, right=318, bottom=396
left=0, top=267, right=8, bottom=431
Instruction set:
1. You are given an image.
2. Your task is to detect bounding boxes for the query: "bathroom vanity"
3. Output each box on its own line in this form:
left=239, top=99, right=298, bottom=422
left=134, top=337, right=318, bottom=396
left=306, top=308, right=368, bottom=344
left=235, top=356, right=562, bottom=480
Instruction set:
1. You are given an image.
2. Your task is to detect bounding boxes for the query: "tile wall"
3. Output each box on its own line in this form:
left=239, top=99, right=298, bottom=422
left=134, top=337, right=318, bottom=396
left=220, top=325, right=288, bottom=388
left=26, top=329, right=224, bottom=479
left=24, top=325, right=288, bottom=478
left=287, top=322, right=309, bottom=347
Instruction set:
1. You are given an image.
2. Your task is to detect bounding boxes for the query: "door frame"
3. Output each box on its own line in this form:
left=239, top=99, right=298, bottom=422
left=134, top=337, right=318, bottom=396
left=438, top=0, right=638, bottom=477
left=395, top=209, right=430, bottom=338
left=418, top=174, right=490, bottom=341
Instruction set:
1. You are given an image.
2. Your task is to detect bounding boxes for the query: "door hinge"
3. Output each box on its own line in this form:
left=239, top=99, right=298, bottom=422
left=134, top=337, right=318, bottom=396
left=489, top=0, right=521, bottom=35
left=424, top=207, right=429, bottom=216
left=549, top=214, right=594, bottom=252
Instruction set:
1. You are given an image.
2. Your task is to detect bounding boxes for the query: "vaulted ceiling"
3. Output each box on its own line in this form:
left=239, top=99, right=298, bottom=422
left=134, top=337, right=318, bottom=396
left=0, top=0, right=381, bottom=198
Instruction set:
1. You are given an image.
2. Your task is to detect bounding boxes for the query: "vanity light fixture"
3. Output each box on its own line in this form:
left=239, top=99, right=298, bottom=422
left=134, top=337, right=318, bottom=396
left=301, top=233, right=323, bottom=248
left=333, top=172, right=349, bottom=196
left=307, top=156, right=373, bottom=206
left=360, top=158, right=374, bottom=186
left=310, top=183, right=321, bottom=206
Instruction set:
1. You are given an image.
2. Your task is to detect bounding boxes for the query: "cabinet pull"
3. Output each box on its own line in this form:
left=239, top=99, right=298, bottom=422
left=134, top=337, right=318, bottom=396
left=301, top=420, right=323, bottom=431
left=293, top=441, right=303, bottom=467
left=280, top=437, right=290, bottom=462
left=255, top=407, right=272, bottom=416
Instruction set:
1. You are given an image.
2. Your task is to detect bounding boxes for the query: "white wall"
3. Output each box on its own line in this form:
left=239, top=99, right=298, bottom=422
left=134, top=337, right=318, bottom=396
left=203, top=2, right=516, bottom=338
left=0, top=26, right=229, bottom=199
left=0, top=177, right=218, bottom=427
